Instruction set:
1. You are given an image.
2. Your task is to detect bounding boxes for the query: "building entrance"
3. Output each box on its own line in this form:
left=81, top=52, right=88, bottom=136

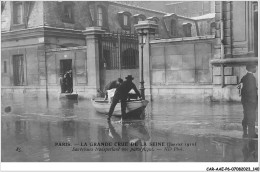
left=60, top=59, right=73, bottom=93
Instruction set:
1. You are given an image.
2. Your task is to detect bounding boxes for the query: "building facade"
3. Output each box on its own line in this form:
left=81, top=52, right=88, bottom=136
left=211, top=1, right=258, bottom=101
left=1, top=1, right=168, bottom=98
left=1, top=1, right=258, bottom=101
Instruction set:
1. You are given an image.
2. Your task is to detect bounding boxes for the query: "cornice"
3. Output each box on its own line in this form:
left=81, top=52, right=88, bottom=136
left=1, top=26, right=85, bottom=42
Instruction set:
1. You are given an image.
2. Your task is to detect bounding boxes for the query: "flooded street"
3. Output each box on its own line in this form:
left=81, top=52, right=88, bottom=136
left=1, top=96, right=258, bottom=162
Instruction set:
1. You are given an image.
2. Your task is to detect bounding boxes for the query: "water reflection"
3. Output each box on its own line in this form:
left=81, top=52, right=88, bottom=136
left=107, top=121, right=150, bottom=142
left=1, top=97, right=258, bottom=162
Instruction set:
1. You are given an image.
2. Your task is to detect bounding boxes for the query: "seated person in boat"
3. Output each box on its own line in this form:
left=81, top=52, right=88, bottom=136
left=104, top=78, right=123, bottom=101
left=107, top=75, right=142, bottom=121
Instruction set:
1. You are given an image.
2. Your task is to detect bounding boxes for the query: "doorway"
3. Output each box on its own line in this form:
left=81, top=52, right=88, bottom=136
left=60, top=59, right=73, bottom=93
left=60, top=59, right=72, bottom=75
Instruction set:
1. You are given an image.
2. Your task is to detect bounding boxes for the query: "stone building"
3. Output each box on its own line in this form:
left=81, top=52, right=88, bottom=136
left=211, top=1, right=258, bottom=101
left=1, top=1, right=202, bottom=99
left=1, top=1, right=258, bottom=101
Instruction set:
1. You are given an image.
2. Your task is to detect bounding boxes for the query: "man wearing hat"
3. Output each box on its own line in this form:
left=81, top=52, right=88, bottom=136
left=237, top=64, right=258, bottom=138
left=64, top=70, right=73, bottom=93
left=107, top=75, right=142, bottom=121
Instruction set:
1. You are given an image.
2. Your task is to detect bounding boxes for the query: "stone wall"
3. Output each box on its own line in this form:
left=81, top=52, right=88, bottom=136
left=149, top=36, right=215, bottom=101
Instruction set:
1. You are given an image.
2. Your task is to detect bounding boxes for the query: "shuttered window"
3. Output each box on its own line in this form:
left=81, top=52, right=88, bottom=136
left=13, top=55, right=25, bottom=86
left=118, top=11, right=131, bottom=30
left=171, top=19, right=177, bottom=37
left=97, top=7, right=103, bottom=27
left=123, top=14, right=128, bottom=26
left=13, top=2, right=23, bottom=24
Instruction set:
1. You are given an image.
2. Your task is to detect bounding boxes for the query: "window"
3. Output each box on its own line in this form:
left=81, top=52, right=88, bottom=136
left=89, top=5, right=95, bottom=24
left=61, top=2, right=74, bottom=23
left=13, top=2, right=23, bottom=25
left=13, top=55, right=25, bottom=86
left=118, top=11, right=131, bottom=30
left=4, top=61, right=7, bottom=73
left=97, top=6, right=103, bottom=27
left=64, top=6, right=72, bottom=19
left=123, top=14, right=128, bottom=26
left=182, top=23, right=192, bottom=37
left=170, top=19, right=177, bottom=37
left=96, top=5, right=108, bottom=29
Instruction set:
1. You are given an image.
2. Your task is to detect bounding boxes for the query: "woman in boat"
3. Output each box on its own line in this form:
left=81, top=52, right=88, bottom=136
left=107, top=75, right=142, bottom=121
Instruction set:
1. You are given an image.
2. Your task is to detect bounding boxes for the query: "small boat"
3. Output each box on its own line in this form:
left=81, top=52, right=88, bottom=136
left=91, top=98, right=149, bottom=119
left=59, top=93, right=78, bottom=100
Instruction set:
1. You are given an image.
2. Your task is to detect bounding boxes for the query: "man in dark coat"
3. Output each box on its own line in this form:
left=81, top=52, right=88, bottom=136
left=64, top=70, right=73, bottom=93
left=107, top=75, right=141, bottom=121
left=238, top=64, right=258, bottom=138
left=104, top=78, right=123, bottom=100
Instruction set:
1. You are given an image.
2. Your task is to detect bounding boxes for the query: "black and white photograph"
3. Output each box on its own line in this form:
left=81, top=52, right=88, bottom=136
left=1, top=1, right=259, bottom=171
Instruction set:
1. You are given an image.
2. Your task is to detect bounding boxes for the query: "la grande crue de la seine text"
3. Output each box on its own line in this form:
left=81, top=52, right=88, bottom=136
left=55, top=141, right=196, bottom=147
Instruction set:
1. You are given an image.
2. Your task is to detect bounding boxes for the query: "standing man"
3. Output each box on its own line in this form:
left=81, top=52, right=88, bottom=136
left=107, top=75, right=142, bottom=121
left=64, top=70, right=73, bottom=93
left=104, top=78, right=123, bottom=100
left=238, top=64, right=258, bottom=138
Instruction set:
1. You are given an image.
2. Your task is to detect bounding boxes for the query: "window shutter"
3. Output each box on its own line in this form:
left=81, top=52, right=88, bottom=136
left=118, top=14, right=123, bottom=27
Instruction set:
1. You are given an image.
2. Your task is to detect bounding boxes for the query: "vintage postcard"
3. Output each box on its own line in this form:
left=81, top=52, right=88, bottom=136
left=1, top=1, right=259, bottom=171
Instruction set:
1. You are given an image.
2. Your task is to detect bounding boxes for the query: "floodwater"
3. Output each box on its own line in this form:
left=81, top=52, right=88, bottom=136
left=1, top=96, right=258, bottom=162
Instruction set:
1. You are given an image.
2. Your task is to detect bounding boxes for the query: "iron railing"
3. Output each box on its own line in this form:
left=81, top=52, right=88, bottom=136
left=100, top=31, right=139, bottom=70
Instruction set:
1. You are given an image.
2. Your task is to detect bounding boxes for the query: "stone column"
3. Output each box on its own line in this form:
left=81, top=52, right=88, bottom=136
left=83, top=27, right=105, bottom=96
left=135, top=20, right=158, bottom=100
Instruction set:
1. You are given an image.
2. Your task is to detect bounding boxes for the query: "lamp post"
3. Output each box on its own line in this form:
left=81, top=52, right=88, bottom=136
left=135, top=20, right=157, bottom=100
left=138, top=30, right=147, bottom=100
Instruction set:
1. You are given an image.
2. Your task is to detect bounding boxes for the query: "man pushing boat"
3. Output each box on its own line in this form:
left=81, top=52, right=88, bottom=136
left=107, top=75, right=142, bottom=121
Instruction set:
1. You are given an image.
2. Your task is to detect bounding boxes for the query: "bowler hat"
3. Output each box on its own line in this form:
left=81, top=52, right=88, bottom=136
left=125, top=75, right=134, bottom=80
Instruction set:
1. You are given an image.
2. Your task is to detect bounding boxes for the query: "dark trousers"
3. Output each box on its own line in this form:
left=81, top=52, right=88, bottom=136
left=108, top=94, right=127, bottom=119
left=242, top=100, right=257, bottom=138
left=66, top=83, right=73, bottom=93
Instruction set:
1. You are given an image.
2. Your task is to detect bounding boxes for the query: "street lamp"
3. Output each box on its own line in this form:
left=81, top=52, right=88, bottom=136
left=135, top=20, right=157, bottom=100
left=138, top=29, right=147, bottom=100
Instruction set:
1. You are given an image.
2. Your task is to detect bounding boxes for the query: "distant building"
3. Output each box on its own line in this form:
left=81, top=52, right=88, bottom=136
left=165, top=1, right=215, bottom=17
